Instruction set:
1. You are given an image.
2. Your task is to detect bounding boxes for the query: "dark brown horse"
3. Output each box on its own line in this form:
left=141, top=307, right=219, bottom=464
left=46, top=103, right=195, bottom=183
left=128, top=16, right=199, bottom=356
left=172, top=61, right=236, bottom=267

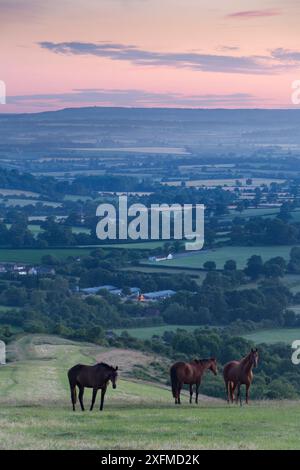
left=170, top=358, right=217, bottom=405
left=223, top=348, right=259, bottom=406
left=68, top=362, right=118, bottom=411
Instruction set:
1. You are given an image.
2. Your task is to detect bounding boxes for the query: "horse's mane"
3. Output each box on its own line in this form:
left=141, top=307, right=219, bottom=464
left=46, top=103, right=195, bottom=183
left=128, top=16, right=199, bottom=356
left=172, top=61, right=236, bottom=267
left=240, top=352, right=252, bottom=364
left=97, top=362, right=114, bottom=370
left=193, top=358, right=212, bottom=364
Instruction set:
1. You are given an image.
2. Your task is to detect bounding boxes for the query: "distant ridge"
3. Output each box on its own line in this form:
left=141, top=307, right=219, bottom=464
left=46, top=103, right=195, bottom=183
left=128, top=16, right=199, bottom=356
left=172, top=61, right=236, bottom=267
left=2, top=106, right=300, bottom=124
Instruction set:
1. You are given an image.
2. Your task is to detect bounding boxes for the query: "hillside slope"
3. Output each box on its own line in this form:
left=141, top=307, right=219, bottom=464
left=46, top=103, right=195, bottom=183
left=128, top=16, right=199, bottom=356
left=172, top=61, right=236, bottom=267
left=0, top=335, right=300, bottom=450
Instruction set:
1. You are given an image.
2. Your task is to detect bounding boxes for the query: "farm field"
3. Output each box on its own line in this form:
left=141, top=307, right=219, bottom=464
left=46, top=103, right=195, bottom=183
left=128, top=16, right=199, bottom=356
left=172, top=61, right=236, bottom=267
left=6, top=224, right=90, bottom=236
left=163, top=178, right=285, bottom=188
left=0, top=334, right=300, bottom=450
left=243, top=328, right=300, bottom=345
left=0, top=189, right=40, bottom=197
left=0, top=198, right=62, bottom=208
left=222, top=208, right=300, bottom=223
left=152, top=245, right=297, bottom=269
left=113, top=324, right=200, bottom=340
left=0, top=305, right=20, bottom=312
left=0, top=248, right=94, bottom=263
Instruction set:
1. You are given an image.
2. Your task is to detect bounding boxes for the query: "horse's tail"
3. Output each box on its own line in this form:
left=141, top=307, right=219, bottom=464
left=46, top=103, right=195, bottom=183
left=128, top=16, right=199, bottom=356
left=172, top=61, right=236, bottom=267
left=226, top=381, right=231, bottom=401
left=170, top=365, right=179, bottom=398
left=71, top=385, right=77, bottom=404
left=68, top=366, right=80, bottom=407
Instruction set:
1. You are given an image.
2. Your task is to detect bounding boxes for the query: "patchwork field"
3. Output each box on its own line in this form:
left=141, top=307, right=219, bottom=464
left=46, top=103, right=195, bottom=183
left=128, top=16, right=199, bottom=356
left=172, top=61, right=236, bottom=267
left=0, top=241, right=166, bottom=263
left=152, top=245, right=297, bottom=269
left=0, top=334, right=300, bottom=449
left=243, top=328, right=300, bottom=345
left=0, top=248, right=94, bottom=263
left=113, top=324, right=200, bottom=340
left=163, top=178, right=285, bottom=187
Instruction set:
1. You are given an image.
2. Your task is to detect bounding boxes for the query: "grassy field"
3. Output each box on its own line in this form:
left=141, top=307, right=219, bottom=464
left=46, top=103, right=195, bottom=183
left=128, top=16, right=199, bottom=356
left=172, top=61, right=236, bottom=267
left=243, top=328, right=300, bottom=345
left=163, top=178, right=285, bottom=187
left=0, top=248, right=94, bottom=263
left=0, top=334, right=300, bottom=449
left=0, top=305, right=20, bottom=312
left=152, top=245, right=297, bottom=269
left=0, top=198, right=62, bottom=208
left=0, top=189, right=40, bottom=197
left=0, top=241, right=166, bottom=264
left=113, top=325, right=200, bottom=340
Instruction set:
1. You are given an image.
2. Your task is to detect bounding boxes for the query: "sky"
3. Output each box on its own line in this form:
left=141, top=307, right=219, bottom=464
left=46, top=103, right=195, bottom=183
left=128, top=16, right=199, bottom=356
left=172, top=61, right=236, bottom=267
left=1, top=0, right=300, bottom=112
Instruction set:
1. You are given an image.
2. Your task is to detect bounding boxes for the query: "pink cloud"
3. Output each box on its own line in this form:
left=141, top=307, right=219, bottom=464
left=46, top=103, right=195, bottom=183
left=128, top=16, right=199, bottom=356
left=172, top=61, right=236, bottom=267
left=226, top=9, right=281, bottom=20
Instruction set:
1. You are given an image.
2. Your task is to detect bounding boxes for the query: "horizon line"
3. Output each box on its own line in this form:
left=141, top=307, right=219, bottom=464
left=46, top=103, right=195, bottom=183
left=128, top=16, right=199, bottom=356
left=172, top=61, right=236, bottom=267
left=0, top=105, right=299, bottom=116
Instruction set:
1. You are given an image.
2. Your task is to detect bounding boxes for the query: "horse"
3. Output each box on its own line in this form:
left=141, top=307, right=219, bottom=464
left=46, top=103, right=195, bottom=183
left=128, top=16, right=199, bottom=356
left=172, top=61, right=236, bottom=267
left=223, top=348, right=259, bottom=406
left=68, top=362, right=118, bottom=411
left=170, top=358, right=217, bottom=405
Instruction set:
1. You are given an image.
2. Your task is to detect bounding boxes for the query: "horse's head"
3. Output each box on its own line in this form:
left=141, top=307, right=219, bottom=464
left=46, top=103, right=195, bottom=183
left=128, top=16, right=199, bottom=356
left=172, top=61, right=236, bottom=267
left=109, top=366, right=118, bottom=389
left=250, top=348, right=259, bottom=368
left=209, top=357, right=218, bottom=376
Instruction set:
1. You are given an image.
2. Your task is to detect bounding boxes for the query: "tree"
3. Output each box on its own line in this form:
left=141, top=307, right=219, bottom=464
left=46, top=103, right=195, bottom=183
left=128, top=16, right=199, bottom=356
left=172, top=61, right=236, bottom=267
left=263, top=257, right=286, bottom=278
left=224, top=260, right=237, bottom=271
left=244, top=255, right=264, bottom=280
left=203, top=261, right=216, bottom=271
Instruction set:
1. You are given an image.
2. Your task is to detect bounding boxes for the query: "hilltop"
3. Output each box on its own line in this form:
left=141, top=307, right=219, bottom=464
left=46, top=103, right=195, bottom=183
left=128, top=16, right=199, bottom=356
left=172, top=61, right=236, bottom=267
left=0, top=334, right=300, bottom=450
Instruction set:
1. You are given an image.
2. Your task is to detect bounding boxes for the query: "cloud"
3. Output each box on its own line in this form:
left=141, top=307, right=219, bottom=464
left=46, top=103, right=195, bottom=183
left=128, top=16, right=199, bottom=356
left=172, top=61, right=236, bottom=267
left=0, top=0, right=43, bottom=16
left=8, top=88, right=258, bottom=108
left=226, top=9, right=281, bottom=19
left=218, top=45, right=240, bottom=52
left=271, top=48, right=300, bottom=62
left=38, top=41, right=289, bottom=75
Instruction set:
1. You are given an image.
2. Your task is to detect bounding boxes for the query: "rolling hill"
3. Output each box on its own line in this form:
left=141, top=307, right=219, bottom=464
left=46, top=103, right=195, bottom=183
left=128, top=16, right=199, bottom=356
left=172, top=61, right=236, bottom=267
left=0, top=334, right=300, bottom=450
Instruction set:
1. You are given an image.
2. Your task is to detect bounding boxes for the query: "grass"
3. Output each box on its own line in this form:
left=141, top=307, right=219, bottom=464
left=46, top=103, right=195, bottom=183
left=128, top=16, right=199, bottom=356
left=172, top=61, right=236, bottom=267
left=0, top=198, right=62, bottom=208
left=163, top=178, right=285, bottom=188
left=151, top=245, right=298, bottom=269
left=0, top=189, right=40, bottom=197
left=0, top=334, right=300, bottom=449
left=243, top=328, right=300, bottom=345
left=113, top=325, right=200, bottom=340
left=0, top=248, right=94, bottom=263
left=6, top=224, right=91, bottom=236
left=0, top=305, right=20, bottom=312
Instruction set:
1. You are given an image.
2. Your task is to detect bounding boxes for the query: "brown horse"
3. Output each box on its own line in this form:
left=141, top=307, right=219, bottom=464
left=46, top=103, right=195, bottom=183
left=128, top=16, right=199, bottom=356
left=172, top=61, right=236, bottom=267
left=68, top=362, right=118, bottom=411
left=170, top=358, right=217, bottom=405
left=223, top=348, right=259, bottom=406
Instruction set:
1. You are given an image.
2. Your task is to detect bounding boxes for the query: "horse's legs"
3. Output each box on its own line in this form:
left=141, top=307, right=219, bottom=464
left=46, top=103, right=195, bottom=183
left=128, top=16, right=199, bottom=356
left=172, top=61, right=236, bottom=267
left=90, top=388, right=98, bottom=411
left=189, top=384, right=193, bottom=404
left=195, top=381, right=201, bottom=404
left=231, top=383, right=236, bottom=403
left=236, top=382, right=242, bottom=406
left=100, top=387, right=106, bottom=411
left=245, top=384, right=250, bottom=404
left=225, top=381, right=230, bottom=404
left=235, top=383, right=239, bottom=404
left=78, top=385, right=85, bottom=411
left=177, top=383, right=183, bottom=404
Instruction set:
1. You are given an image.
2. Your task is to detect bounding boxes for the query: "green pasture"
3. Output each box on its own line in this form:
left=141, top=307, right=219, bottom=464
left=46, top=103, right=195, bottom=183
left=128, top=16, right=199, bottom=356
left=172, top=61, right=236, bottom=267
left=153, top=245, right=297, bottom=269
left=243, top=328, right=300, bottom=345
left=113, top=325, right=200, bottom=340
left=0, top=248, right=93, bottom=263
left=0, top=334, right=300, bottom=450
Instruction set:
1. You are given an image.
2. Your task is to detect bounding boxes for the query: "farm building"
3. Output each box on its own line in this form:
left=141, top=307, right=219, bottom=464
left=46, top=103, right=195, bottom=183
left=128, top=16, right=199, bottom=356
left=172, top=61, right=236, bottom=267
left=148, top=254, right=173, bottom=262
left=80, top=285, right=141, bottom=297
